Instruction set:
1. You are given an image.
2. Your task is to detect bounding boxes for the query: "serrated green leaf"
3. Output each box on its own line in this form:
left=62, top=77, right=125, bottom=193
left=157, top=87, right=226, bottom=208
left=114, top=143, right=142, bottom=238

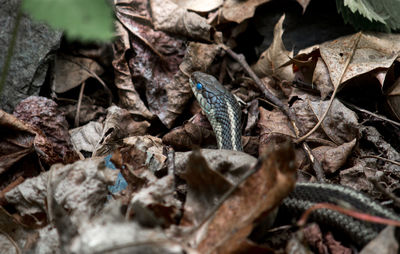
left=337, top=0, right=400, bottom=32
left=22, top=0, right=114, bottom=42
left=344, top=0, right=387, bottom=24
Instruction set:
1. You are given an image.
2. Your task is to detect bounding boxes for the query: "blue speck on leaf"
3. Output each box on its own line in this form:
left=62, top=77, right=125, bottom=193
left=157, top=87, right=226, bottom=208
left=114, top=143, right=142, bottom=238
left=196, top=83, right=203, bottom=90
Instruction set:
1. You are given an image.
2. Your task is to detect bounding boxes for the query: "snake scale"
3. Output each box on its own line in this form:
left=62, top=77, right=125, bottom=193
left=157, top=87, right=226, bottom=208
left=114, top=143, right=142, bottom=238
left=189, top=71, right=400, bottom=247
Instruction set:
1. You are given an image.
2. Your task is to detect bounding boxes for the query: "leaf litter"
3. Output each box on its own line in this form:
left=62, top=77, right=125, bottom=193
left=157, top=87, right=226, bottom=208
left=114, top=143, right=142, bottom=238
left=1, top=0, right=400, bottom=253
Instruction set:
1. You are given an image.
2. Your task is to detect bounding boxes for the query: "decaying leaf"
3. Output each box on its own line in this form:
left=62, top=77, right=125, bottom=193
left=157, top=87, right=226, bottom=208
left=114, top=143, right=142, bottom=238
left=112, top=21, right=154, bottom=119
left=221, top=0, right=271, bottom=23
left=13, top=96, right=79, bottom=163
left=252, top=15, right=294, bottom=82
left=360, top=226, right=398, bottom=254
left=180, top=141, right=296, bottom=253
left=52, top=54, right=104, bottom=94
left=150, top=0, right=212, bottom=40
left=308, top=98, right=359, bottom=144
left=320, top=32, right=400, bottom=88
left=0, top=110, right=60, bottom=199
left=5, top=157, right=117, bottom=227
left=69, top=121, right=103, bottom=155
left=312, top=139, right=356, bottom=174
left=94, top=106, right=150, bottom=156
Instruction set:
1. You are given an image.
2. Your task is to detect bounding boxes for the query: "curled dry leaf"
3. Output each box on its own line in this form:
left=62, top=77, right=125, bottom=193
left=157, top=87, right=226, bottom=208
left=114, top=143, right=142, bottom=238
left=69, top=121, right=103, bottom=154
left=94, top=106, right=150, bottom=156
left=150, top=0, right=212, bottom=41
left=312, top=139, right=356, bottom=174
left=339, top=162, right=376, bottom=194
left=186, top=142, right=296, bottom=253
left=221, top=0, right=271, bottom=23
left=252, top=15, right=294, bottom=82
left=122, top=135, right=167, bottom=173
left=112, top=21, right=153, bottom=119
left=0, top=110, right=60, bottom=197
left=51, top=54, right=104, bottom=94
left=13, top=96, right=79, bottom=163
left=5, top=157, right=118, bottom=227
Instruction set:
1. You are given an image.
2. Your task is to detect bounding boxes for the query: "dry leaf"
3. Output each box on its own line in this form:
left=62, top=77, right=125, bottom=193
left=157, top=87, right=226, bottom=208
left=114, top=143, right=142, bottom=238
left=295, top=0, right=311, bottom=13
left=221, top=0, right=271, bottom=23
left=252, top=15, right=294, bottom=81
left=187, top=141, right=296, bottom=253
left=308, top=98, right=359, bottom=145
left=5, top=157, right=117, bottom=227
left=13, top=96, right=79, bottom=163
left=52, top=55, right=104, bottom=94
left=339, top=161, right=375, bottom=194
left=69, top=121, right=103, bottom=154
left=313, top=139, right=356, bottom=174
left=320, top=32, right=400, bottom=89
left=312, top=57, right=334, bottom=100
left=172, top=0, right=222, bottom=12
left=94, top=106, right=150, bottom=156
left=112, top=22, right=154, bottom=119
left=150, top=0, right=212, bottom=40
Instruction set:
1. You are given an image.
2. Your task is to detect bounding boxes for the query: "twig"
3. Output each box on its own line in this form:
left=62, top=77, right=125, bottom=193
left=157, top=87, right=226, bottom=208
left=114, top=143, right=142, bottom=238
left=296, top=32, right=362, bottom=143
left=223, top=45, right=326, bottom=182
left=0, top=4, right=22, bottom=95
left=75, top=81, right=86, bottom=127
left=342, top=100, right=400, bottom=128
left=361, top=155, right=400, bottom=167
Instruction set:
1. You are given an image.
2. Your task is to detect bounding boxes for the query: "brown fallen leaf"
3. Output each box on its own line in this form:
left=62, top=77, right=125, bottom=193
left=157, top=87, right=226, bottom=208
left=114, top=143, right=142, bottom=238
left=94, top=106, right=150, bottom=156
left=112, top=21, right=154, bottom=119
left=0, top=110, right=60, bottom=200
left=312, top=139, right=356, bottom=174
left=51, top=54, right=104, bottom=94
left=150, top=0, right=212, bottom=40
left=252, top=15, right=294, bottom=82
left=13, top=96, right=79, bottom=164
left=221, top=0, right=271, bottom=24
left=320, top=32, right=400, bottom=89
left=4, top=157, right=117, bottom=228
left=183, top=141, right=296, bottom=253
left=308, top=98, right=359, bottom=145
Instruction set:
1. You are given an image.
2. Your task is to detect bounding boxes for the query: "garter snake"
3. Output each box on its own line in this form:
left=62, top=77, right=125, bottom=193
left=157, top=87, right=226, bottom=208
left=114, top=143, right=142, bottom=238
left=189, top=71, right=400, bottom=247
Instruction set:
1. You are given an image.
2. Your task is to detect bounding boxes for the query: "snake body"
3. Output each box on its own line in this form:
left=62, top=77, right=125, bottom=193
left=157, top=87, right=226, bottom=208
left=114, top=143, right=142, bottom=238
left=189, top=71, right=400, bottom=247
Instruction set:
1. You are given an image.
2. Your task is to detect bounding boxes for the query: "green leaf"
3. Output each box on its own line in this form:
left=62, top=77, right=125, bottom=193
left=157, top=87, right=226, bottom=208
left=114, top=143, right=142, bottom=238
left=22, top=0, right=114, bottom=42
left=337, top=0, right=400, bottom=32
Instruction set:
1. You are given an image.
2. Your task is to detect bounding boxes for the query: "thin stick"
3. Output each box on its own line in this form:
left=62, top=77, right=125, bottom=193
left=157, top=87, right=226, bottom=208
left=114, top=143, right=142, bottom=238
left=75, top=81, right=86, bottom=127
left=296, top=32, right=362, bottom=143
left=361, top=155, right=400, bottom=167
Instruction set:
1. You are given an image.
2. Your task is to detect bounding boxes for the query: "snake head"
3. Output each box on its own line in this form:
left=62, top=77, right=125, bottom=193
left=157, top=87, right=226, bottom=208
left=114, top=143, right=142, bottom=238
left=189, top=71, right=231, bottom=112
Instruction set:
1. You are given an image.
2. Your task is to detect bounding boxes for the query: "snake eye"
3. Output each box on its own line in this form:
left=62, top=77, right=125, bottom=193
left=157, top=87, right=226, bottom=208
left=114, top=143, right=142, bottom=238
left=196, top=83, right=203, bottom=90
